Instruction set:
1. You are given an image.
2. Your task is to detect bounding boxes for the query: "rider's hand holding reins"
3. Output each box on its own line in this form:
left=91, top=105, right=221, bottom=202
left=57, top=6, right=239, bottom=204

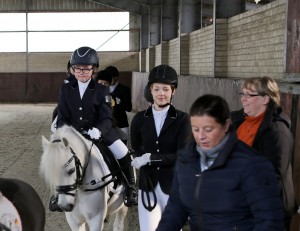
left=88, top=127, right=101, bottom=140
left=131, top=153, right=151, bottom=169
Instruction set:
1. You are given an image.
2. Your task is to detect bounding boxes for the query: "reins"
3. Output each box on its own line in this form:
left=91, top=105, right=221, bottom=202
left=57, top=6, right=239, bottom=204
left=52, top=139, right=114, bottom=196
left=81, top=140, right=117, bottom=192
left=141, top=167, right=157, bottom=211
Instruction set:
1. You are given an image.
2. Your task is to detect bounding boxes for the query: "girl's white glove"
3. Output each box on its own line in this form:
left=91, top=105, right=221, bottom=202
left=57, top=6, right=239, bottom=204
left=88, top=127, right=101, bottom=140
left=131, top=153, right=151, bottom=169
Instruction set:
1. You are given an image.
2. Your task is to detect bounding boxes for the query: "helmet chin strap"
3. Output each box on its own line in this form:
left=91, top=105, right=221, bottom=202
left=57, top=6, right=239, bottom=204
left=158, top=103, right=170, bottom=108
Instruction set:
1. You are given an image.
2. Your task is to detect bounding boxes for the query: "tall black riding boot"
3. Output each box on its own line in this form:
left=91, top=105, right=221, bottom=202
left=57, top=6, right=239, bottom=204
left=118, top=154, right=138, bottom=207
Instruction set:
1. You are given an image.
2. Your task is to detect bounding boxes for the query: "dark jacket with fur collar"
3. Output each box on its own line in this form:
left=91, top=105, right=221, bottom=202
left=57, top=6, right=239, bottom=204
left=231, top=106, right=296, bottom=216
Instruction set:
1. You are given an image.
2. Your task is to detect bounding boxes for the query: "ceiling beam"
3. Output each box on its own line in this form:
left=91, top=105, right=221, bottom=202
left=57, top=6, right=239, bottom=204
left=87, top=0, right=148, bottom=15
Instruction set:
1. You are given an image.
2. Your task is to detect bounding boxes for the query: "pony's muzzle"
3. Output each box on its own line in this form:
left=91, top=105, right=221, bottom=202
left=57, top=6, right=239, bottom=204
left=61, top=203, right=74, bottom=212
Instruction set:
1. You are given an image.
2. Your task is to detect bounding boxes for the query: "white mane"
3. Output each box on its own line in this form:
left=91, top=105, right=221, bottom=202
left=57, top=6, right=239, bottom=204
left=40, top=125, right=91, bottom=192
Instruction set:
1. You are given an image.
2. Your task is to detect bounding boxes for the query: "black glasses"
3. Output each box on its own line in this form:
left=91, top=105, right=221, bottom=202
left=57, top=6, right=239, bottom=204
left=238, top=92, right=262, bottom=98
left=72, top=67, right=93, bottom=74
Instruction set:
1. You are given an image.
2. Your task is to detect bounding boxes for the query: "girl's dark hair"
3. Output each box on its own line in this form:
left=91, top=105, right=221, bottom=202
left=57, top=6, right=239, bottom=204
left=189, top=94, right=230, bottom=126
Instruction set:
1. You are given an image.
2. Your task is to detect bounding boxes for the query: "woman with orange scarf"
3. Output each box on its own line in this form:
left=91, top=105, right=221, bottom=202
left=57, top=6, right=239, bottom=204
left=231, top=76, right=296, bottom=230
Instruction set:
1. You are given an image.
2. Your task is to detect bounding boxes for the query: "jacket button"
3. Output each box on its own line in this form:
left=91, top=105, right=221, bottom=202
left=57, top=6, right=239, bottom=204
left=157, top=167, right=160, bottom=170
left=157, top=149, right=159, bottom=152
left=156, top=141, right=158, bottom=144
left=79, top=117, right=82, bottom=120
left=79, top=107, right=82, bottom=110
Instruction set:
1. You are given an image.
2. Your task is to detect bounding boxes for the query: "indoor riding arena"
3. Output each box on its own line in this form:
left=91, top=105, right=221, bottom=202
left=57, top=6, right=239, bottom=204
left=1, top=0, right=300, bottom=231
left=0, top=103, right=140, bottom=231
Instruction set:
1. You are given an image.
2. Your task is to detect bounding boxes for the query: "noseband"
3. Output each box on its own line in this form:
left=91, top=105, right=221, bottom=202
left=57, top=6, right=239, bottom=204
left=52, top=139, right=85, bottom=197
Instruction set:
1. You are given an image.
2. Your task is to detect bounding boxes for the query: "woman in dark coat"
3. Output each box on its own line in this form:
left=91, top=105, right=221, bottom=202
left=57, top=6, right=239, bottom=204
left=231, top=76, right=296, bottom=229
left=156, top=94, right=284, bottom=231
left=130, top=65, right=191, bottom=231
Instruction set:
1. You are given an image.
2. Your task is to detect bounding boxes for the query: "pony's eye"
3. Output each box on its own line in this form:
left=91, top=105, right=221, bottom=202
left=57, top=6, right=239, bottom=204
left=67, top=168, right=75, bottom=175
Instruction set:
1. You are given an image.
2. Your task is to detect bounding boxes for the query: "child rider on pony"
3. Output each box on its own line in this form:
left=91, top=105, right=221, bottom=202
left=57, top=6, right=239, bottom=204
left=50, top=46, right=137, bottom=211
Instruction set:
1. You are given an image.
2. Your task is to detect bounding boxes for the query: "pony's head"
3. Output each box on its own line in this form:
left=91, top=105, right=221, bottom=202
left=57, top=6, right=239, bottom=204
left=40, top=125, right=90, bottom=211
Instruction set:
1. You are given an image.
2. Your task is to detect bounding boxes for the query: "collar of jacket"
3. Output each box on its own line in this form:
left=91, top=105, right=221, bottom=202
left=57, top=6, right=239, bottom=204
left=232, top=105, right=290, bottom=130
left=143, top=104, right=177, bottom=118
left=256, top=105, right=290, bottom=132
left=181, top=127, right=239, bottom=170
left=71, top=78, right=96, bottom=90
left=209, top=128, right=238, bottom=169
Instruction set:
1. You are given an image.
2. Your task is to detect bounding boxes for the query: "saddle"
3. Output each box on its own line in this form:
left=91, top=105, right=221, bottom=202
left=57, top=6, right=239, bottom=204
left=93, top=140, right=123, bottom=189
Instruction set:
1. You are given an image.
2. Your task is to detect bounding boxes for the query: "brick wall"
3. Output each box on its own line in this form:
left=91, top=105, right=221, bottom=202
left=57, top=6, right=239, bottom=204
left=215, top=19, right=228, bottom=77
left=142, top=0, right=286, bottom=79
left=161, top=42, right=169, bottom=65
left=168, top=38, right=180, bottom=73
left=146, top=47, right=155, bottom=72
left=155, top=44, right=162, bottom=67
left=226, top=0, right=286, bottom=79
left=0, top=51, right=139, bottom=73
left=188, top=26, right=214, bottom=76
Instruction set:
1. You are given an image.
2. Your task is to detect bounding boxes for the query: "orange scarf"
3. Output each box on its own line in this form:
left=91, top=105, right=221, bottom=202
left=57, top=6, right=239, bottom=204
left=236, top=111, right=265, bottom=147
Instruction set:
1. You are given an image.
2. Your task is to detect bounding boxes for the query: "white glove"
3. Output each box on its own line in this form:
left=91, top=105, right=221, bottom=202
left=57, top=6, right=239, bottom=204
left=131, top=153, right=151, bottom=169
left=87, top=127, right=101, bottom=140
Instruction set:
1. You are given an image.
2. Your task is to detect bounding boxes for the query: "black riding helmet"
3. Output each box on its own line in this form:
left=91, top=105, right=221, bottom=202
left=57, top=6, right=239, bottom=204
left=95, top=70, right=113, bottom=84
left=145, top=65, right=178, bottom=104
left=147, top=65, right=178, bottom=88
left=70, top=46, right=99, bottom=68
left=105, top=66, right=119, bottom=78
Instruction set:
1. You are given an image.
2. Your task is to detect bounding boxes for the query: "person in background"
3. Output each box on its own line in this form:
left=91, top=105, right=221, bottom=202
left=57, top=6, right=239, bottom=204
left=94, top=69, right=112, bottom=87
left=52, top=46, right=137, bottom=211
left=105, top=65, right=132, bottom=145
left=95, top=69, right=129, bottom=141
left=231, top=76, right=296, bottom=230
left=130, top=65, right=192, bottom=231
left=156, top=94, right=284, bottom=231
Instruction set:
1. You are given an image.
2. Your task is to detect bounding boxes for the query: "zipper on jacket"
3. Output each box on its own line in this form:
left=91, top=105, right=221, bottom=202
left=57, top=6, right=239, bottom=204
left=195, top=172, right=205, bottom=231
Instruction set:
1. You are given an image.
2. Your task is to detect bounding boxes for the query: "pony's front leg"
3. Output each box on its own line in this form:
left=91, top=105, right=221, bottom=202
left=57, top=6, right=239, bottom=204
left=65, top=212, right=86, bottom=231
left=113, top=206, right=128, bottom=231
left=86, top=214, right=106, bottom=231
left=84, top=191, right=108, bottom=231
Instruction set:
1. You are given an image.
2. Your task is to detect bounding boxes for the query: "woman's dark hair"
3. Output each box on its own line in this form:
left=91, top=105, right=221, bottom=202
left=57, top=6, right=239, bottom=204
left=190, top=94, right=230, bottom=126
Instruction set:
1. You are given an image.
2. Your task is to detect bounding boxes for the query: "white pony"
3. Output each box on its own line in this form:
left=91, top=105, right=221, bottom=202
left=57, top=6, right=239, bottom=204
left=40, top=125, right=128, bottom=231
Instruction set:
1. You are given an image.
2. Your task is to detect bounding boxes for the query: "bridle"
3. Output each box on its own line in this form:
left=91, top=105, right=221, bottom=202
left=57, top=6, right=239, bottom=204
left=53, top=139, right=86, bottom=197
left=52, top=139, right=117, bottom=198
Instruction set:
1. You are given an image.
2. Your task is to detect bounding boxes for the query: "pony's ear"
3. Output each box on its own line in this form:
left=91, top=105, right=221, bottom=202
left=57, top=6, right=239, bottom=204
left=41, top=136, right=50, bottom=149
left=62, top=137, right=69, bottom=148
